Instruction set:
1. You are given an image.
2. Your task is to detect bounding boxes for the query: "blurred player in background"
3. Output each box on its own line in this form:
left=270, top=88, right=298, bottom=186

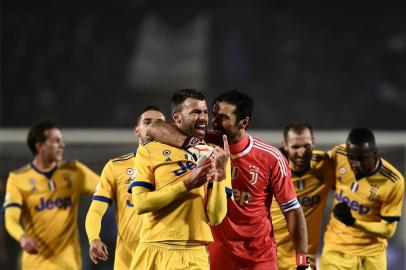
left=85, top=106, right=165, bottom=268
left=3, top=121, right=99, bottom=270
left=128, top=89, right=231, bottom=270
left=147, top=90, right=311, bottom=270
left=271, top=122, right=335, bottom=270
left=319, top=127, right=404, bottom=270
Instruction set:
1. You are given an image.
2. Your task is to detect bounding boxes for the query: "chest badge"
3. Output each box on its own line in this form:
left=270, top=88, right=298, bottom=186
left=249, top=165, right=259, bottom=185
left=29, top=178, right=38, bottom=192
left=368, top=185, right=378, bottom=201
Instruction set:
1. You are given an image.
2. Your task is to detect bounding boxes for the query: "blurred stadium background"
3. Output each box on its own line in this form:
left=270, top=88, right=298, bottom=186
left=2, top=1, right=406, bottom=269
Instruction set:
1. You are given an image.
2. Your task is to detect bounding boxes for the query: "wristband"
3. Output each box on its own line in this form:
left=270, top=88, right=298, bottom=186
left=296, top=253, right=310, bottom=266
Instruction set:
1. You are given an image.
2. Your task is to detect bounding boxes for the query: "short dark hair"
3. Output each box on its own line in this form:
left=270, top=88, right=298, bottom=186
left=283, top=122, right=314, bottom=141
left=347, top=127, right=376, bottom=147
left=27, top=121, right=59, bottom=155
left=134, top=105, right=163, bottom=127
left=171, top=89, right=206, bottom=114
left=214, top=90, right=253, bottom=122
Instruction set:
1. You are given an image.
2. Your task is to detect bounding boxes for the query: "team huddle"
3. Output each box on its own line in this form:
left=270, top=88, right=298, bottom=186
left=3, top=89, right=404, bottom=270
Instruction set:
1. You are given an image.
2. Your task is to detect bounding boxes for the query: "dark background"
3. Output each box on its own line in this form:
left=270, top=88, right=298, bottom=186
left=1, top=1, right=406, bottom=269
left=2, top=1, right=406, bottom=129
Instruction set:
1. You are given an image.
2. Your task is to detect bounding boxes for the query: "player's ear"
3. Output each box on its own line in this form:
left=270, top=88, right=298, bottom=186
left=134, top=126, right=140, bottom=137
left=35, top=142, right=43, bottom=154
left=239, top=117, right=249, bottom=130
left=173, top=111, right=182, bottom=125
left=282, top=141, right=288, bottom=151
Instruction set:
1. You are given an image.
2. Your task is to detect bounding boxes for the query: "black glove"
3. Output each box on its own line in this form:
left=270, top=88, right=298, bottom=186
left=333, top=202, right=355, bottom=226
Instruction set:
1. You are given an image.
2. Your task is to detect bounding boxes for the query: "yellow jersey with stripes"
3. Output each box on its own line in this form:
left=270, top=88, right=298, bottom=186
left=271, top=150, right=335, bottom=269
left=128, top=141, right=232, bottom=244
left=3, top=161, right=99, bottom=270
left=323, top=144, right=404, bottom=256
left=92, top=152, right=141, bottom=269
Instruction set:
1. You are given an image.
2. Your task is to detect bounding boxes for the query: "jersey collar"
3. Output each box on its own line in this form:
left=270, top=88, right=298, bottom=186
left=31, top=162, right=58, bottom=179
left=229, top=134, right=253, bottom=159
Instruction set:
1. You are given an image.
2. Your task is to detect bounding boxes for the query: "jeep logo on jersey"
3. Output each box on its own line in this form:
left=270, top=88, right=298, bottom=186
left=35, top=196, right=72, bottom=212
left=173, top=161, right=195, bottom=176
left=335, top=190, right=370, bottom=215
left=298, top=194, right=320, bottom=207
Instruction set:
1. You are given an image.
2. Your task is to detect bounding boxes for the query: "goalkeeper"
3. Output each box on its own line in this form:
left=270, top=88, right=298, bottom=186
left=320, top=127, right=404, bottom=270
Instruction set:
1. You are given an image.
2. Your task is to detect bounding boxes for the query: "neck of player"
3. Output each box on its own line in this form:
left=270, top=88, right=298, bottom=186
left=33, top=155, right=57, bottom=171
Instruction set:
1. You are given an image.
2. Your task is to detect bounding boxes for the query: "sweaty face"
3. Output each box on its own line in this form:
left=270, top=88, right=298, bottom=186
left=136, top=110, right=166, bottom=143
left=346, top=142, right=377, bottom=179
left=212, top=101, right=240, bottom=141
left=283, top=129, right=314, bottom=174
left=174, top=98, right=208, bottom=139
left=39, top=128, right=65, bottom=162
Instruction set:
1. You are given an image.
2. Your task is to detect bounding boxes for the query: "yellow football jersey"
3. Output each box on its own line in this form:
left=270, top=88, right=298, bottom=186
left=129, top=141, right=232, bottom=244
left=92, top=153, right=141, bottom=269
left=323, top=144, right=404, bottom=256
left=3, top=160, right=99, bottom=270
left=271, top=150, right=335, bottom=269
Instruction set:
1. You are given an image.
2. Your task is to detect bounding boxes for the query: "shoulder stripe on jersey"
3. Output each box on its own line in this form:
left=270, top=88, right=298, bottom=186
left=337, top=146, right=346, bottom=151
left=253, top=141, right=289, bottom=177
left=208, top=183, right=233, bottom=198
left=2, top=203, right=22, bottom=211
left=336, top=149, right=347, bottom=156
left=280, top=198, right=300, bottom=212
left=127, top=181, right=155, bottom=194
left=380, top=215, right=400, bottom=222
left=379, top=170, right=397, bottom=183
left=112, top=153, right=135, bottom=162
left=92, top=195, right=113, bottom=205
left=380, top=165, right=400, bottom=181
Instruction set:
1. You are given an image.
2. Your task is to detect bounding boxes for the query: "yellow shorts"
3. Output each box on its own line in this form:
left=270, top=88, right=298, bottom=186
left=319, top=247, right=386, bottom=270
left=113, top=240, right=138, bottom=270
left=130, top=242, right=209, bottom=270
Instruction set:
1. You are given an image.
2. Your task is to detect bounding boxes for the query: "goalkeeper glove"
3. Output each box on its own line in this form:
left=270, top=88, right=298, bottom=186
left=296, top=254, right=311, bottom=270
left=182, top=137, right=203, bottom=161
left=333, top=202, right=355, bottom=226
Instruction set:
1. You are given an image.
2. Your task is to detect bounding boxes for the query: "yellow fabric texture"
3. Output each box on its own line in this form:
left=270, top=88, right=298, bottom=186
left=319, top=247, right=387, bottom=270
left=3, top=160, right=99, bottom=270
left=130, top=141, right=231, bottom=244
left=86, top=153, right=141, bottom=270
left=271, top=150, right=334, bottom=270
left=130, top=242, right=209, bottom=270
left=323, top=144, right=404, bottom=256
left=4, top=207, right=25, bottom=241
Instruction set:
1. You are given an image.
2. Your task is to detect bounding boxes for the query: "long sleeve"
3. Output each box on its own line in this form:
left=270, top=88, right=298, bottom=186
left=4, top=207, right=25, bottom=241
left=353, top=220, right=398, bottom=239
left=85, top=200, right=109, bottom=243
left=206, top=180, right=227, bottom=225
left=130, top=182, right=187, bottom=214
